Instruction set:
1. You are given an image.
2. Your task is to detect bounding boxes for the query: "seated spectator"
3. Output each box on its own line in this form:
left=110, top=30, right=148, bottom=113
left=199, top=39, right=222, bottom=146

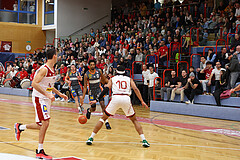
left=189, top=66, right=197, bottom=77
left=147, top=66, right=159, bottom=102
left=9, top=67, right=17, bottom=79
left=112, top=56, right=119, bottom=70
left=200, top=61, right=213, bottom=94
left=199, top=29, right=208, bottom=46
left=215, top=47, right=229, bottom=67
left=0, top=67, right=5, bottom=85
left=197, top=56, right=208, bottom=80
left=184, top=72, right=203, bottom=104
left=170, top=70, right=188, bottom=103
left=205, top=49, right=215, bottom=63
left=213, top=70, right=228, bottom=106
left=19, top=68, right=28, bottom=80
left=226, top=54, right=240, bottom=89
left=233, top=45, right=240, bottom=62
left=161, top=70, right=180, bottom=101
left=6, top=62, right=12, bottom=72
left=148, top=49, right=157, bottom=66
left=60, top=63, right=67, bottom=75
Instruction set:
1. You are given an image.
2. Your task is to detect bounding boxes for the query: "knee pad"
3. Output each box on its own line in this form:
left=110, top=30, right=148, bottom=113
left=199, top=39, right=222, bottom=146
left=91, top=103, right=96, bottom=108
left=71, top=90, right=77, bottom=97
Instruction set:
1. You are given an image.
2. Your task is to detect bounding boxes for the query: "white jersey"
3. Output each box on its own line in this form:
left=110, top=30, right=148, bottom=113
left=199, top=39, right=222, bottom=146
left=32, top=64, right=56, bottom=99
left=111, top=75, right=131, bottom=95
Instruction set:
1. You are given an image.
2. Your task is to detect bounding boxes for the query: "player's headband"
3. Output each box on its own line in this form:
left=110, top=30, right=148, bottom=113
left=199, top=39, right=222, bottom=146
left=116, top=70, right=125, bottom=74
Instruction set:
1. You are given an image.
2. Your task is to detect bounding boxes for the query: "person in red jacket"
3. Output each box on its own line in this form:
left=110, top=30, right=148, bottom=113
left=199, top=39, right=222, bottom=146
left=158, top=40, right=168, bottom=66
left=107, top=51, right=114, bottom=63
left=0, top=67, right=5, bottom=85
left=99, top=59, right=105, bottom=70
left=60, top=64, right=67, bottom=74
left=19, top=68, right=28, bottom=80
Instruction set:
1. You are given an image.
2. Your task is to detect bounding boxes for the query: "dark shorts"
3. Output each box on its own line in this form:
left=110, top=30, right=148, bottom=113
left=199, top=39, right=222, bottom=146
left=89, top=87, right=104, bottom=102
left=71, top=86, right=83, bottom=97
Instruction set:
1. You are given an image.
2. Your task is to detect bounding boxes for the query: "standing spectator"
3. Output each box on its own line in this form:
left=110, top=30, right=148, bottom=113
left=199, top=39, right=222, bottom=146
left=13, top=0, right=18, bottom=11
left=6, top=62, right=12, bottom=72
left=184, top=72, right=203, bottom=104
left=214, top=70, right=228, bottom=106
left=142, top=65, right=150, bottom=104
left=208, top=62, right=224, bottom=91
left=135, top=49, right=143, bottom=73
left=226, top=54, right=240, bottom=89
left=170, top=70, right=188, bottom=103
left=200, top=61, right=213, bottom=94
left=215, top=47, right=229, bottom=67
left=160, top=70, right=180, bottom=101
left=147, top=66, right=158, bottom=102
left=158, top=40, right=168, bottom=66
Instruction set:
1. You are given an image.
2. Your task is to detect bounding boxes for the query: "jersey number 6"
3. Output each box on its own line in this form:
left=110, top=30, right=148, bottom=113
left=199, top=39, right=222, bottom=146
left=116, top=80, right=127, bottom=89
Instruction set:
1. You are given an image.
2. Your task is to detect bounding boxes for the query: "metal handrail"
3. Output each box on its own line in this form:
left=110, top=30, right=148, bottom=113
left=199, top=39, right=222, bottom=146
left=153, top=77, right=162, bottom=101
left=69, top=15, right=109, bottom=37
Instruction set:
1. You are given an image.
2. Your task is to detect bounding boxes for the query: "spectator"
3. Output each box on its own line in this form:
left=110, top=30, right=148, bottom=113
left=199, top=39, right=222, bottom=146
left=233, top=45, right=240, bottom=62
left=0, top=67, right=5, bottom=85
left=147, top=66, right=159, bottom=102
left=213, top=70, right=228, bottom=106
left=112, top=56, right=119, bottom=70
left=142, top=64, right=150, bottom=104
left=158, top=40, right=168, bottom=66
left=60, top=64, right=67, bottom=75
left=205, top=49, right=216, bottom=63
left=184, top=72, right=203, bottom=104
left=161, top=70, right=180, bottom=101
left=226, top=54, right=240, bottom=89
left=19, top=68, right=28, bottom=80
left=215, top=47, right=229, bottom=67
left=208, top=62, right=224, bottom=91
left=197, top=56, right=208, bottom=80
left=170, top=70, right=188, bottom=103
left=9, top=67, right=17, bottom=79
left=6, top=62, right=12, bottom=72
left=200, top=61, right=213, bottom=94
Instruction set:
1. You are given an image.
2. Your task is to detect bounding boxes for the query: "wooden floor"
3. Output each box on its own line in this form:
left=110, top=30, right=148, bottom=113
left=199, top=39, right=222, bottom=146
left=0, top=94, right=240, bottom=160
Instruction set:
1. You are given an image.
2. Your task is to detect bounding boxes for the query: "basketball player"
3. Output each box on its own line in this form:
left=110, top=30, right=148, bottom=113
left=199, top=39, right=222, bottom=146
left=65, top=64, right=84, bottom=114
left=86, top=65, right=150, bottom=147
left=14, top=49, right=68, bottom=160
left=82, top=60, right=111, bottom=129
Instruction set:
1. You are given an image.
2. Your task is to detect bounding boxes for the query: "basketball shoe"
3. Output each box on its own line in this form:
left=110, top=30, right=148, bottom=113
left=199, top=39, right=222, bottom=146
left=105, top=122, right=111, bottom=129
left=86, top=108, right=91, bottom=119
left=36, top=149, right=52, bottom=160
left=86, top=137, right=93, bottom=145
left=142, top=140, right=150, bottom=148
left=14, top=123, right=23, bottom=141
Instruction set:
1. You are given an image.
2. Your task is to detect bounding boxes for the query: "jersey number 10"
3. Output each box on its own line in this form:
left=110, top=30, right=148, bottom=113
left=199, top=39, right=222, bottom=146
left=116, top=80, right=127, bottom=89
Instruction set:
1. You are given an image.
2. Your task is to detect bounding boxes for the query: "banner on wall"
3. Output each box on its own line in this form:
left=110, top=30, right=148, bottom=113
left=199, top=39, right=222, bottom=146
left=1, top=41, right=12, bottom=52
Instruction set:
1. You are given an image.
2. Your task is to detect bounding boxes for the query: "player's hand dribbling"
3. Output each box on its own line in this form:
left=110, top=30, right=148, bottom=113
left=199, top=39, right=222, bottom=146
left=89, top=100, right=97, bottom=105
left=60, top=93, right=68, bottom=101
left=141, top=101, right=148, bottom=109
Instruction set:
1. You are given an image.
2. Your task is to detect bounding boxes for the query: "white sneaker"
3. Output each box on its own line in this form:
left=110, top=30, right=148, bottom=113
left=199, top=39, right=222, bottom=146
left=192, top=99, right=194, bottom=104
left=55, top=98, right=60, bottom=101
left=185, top=100, right=191, bottom=104
left=60, top=98, right=65, bottom=102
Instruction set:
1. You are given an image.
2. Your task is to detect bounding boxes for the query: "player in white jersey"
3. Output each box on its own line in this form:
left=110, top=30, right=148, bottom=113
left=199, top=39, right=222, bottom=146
left=86, top=65, right=150, bottom=147
left=14, top=49, right=68, bottom=160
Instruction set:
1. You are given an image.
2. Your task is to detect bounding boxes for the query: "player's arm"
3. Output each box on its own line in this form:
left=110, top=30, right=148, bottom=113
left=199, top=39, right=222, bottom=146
left=231, top=83, right=240, bottom=93
left=32, top=68, right=54, bottom=101
left=65, top=72, right=70, bottom=84
left=130, top=79, right=148, bottom=109
left=52, top=87, right=68, bottom=100
left=89, top=79, right=112, bottom=105
left=77, top=72, right=83, bottom=81
left=82, top=73, right=88, bottom=100
left=100, top=69, right=108, bottom=84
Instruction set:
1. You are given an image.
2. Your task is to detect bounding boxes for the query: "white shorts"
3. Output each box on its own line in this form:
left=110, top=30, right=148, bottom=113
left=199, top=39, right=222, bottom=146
left=105, top=95, right=135, bottom=117
left=32, top=97, right=51, bottom=126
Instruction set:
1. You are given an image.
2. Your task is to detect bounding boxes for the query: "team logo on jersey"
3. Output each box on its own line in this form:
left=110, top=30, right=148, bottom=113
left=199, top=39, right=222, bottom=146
left=46, top=88, right=53, bottom=91
left=43, top=105, right=48, bottom=112
left=88, top=74, right=92, bottom=79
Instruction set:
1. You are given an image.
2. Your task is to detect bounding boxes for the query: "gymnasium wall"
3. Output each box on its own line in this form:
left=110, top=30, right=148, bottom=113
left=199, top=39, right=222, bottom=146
left=57, top=0, right=111, bottom=38
left=0, top=0, right=46, bottom=54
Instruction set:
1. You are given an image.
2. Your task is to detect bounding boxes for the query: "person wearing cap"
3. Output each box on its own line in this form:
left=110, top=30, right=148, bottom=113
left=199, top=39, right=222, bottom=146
left=184, top=72, right=203, bottom=104
left=200, top=61, right=213, bottom=95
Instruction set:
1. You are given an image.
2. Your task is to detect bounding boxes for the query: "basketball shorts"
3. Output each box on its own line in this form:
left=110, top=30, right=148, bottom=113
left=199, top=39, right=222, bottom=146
left=105, top=95, right=135, bottom=117
left=71, top=86, right=83, bottom=97
left=32, top=97, right=51, bottom=126
left=89, top=87, right=104, bottom=102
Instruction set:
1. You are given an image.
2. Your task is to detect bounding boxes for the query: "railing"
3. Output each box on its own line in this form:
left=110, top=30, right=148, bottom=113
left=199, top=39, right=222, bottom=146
left=190, top=27, right=199, bottom=46
left=227, top=33, right=235, bottom=49
left=163, top=69, right=173, bottom=87
left=190, top=54, right=202, bottom=67
left=69, top=15, right=109, bottom=37
left=177, top=61, right=189, bottom=77
left=216, top=39, right=227, bottom=55
left=145, top=55, right=158, bottom=72
left=203, top=47, right=215, bottom=56
left=132, top=61, right=144, bottom=81
left=153, top=77, right=163, bottom=101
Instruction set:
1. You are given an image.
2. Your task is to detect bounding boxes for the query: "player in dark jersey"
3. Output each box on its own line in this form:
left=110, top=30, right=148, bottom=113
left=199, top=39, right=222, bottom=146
left=82, top=60, right=111, bottom=129
left=66, top=64, right=84, bottom=114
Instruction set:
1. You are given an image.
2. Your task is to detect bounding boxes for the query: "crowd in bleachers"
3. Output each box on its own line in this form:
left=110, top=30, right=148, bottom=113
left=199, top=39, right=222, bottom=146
left=1, top=0, right=240, bottom=106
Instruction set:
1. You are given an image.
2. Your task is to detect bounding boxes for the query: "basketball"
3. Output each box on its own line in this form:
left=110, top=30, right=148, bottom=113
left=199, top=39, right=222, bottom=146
left=78, top=115, right=87, bottom=124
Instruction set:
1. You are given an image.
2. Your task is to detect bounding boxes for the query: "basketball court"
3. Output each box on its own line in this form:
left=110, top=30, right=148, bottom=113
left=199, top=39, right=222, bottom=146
left=0, top=94, right=240, bottom=159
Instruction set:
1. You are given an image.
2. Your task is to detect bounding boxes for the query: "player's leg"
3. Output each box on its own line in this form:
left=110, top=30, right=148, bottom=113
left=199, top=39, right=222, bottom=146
left=129, top=115, right=150, bottom=148
left=86, top=113, right=109, bottom=145
left=86, top=92, right=97, bottom=119
left=14, top=122, right=40, bottom=141
left=100, top=100, right=111, bottom=130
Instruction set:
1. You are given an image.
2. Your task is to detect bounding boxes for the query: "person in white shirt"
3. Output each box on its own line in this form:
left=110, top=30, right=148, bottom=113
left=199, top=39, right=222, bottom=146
left=142, top=65, right=150, bottom=104
left=208, top=62, right=225, bottom=91
left=147, top=66, right=159, bottom=101
left=9, top=67, right=17, bottom=79
left=13, top=1, right=18, bottom=11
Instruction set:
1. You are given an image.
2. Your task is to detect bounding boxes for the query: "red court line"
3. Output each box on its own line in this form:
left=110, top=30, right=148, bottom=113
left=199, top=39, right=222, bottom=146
left=1, top=98, right=240, bottom=137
